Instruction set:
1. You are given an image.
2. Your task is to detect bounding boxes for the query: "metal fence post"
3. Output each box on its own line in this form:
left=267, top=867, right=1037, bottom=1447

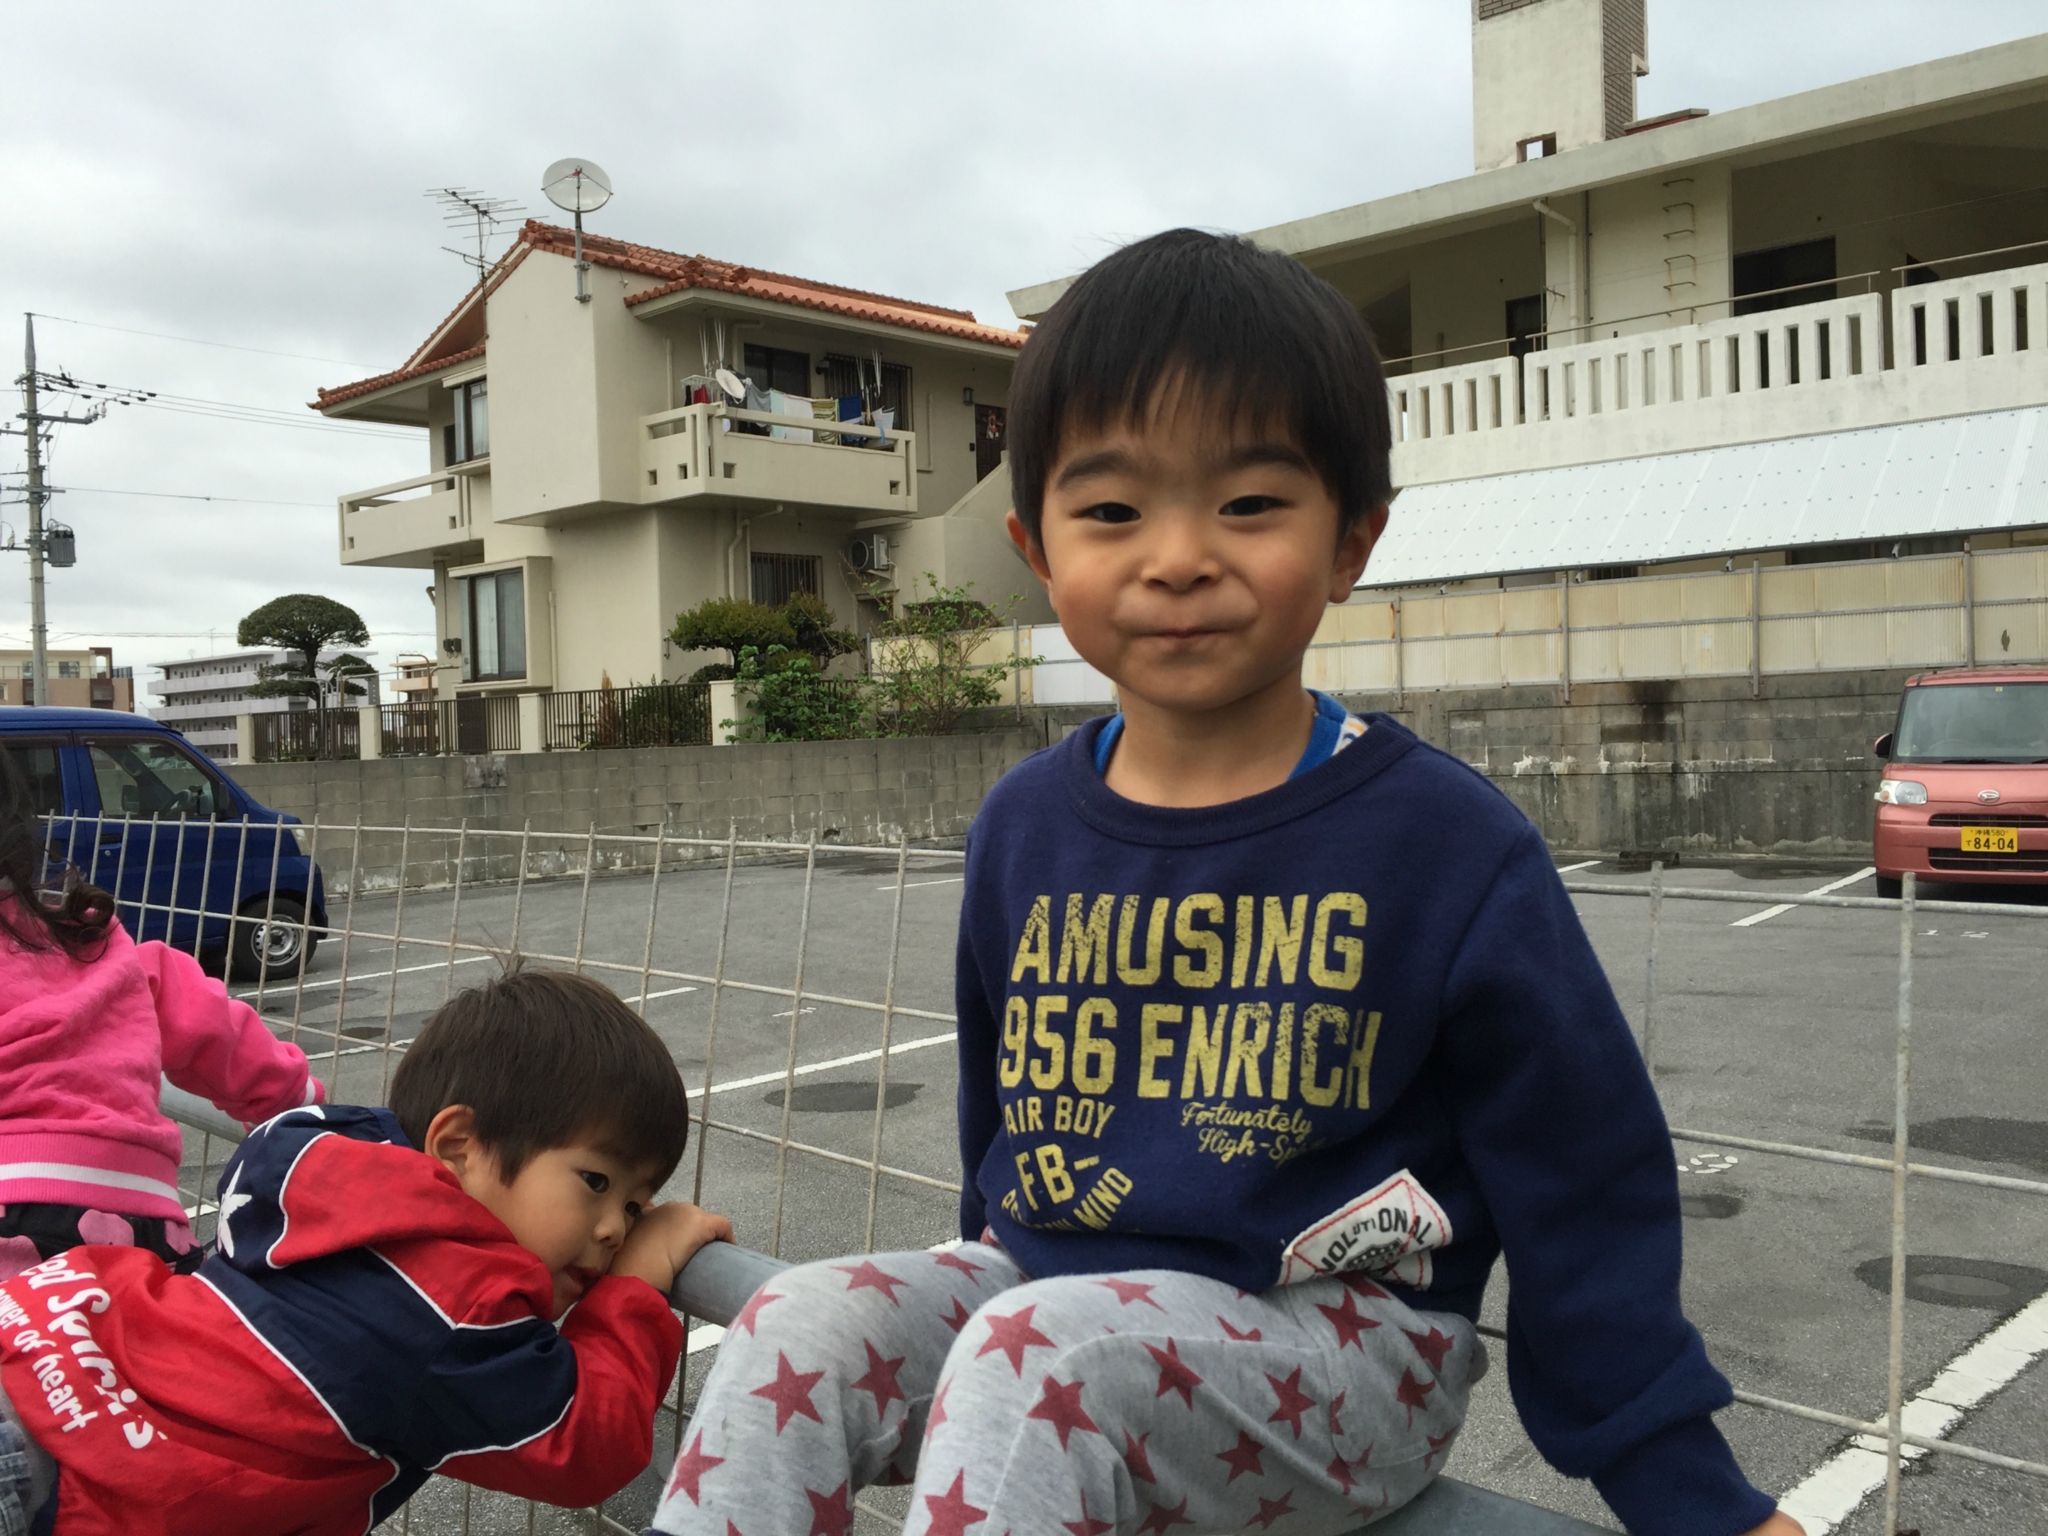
left=1882, top=869, right=1917, bottom=1535
left=1560, top=573, right=1572, bottom=704
left=1963, top=538, right=1976, bottom=667
left=1393, top=596, right=1405, bottom=706
left=1641, top=859, right=1664, bottom=1072
left=1750, top=559, right=1762, bottom=699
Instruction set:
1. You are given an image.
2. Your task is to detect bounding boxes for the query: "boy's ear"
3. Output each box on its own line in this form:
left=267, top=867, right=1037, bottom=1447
left=1006, top=509, right=1054, bottom=589
left=422, top=1104, right=493, bottom=1185
left=1329, top=503, right=1389, bottom=602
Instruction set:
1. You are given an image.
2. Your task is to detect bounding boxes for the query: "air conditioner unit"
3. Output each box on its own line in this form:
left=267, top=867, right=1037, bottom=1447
left=846, top=533, right=893, bottom=573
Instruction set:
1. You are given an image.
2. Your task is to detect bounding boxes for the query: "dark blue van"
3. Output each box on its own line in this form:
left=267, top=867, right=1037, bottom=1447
left=0, top=708, right=327, bottom=980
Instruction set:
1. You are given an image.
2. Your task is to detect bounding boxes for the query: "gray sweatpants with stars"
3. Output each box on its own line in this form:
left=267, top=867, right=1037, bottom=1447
left=648, top=1242, right=1485, bottom=1536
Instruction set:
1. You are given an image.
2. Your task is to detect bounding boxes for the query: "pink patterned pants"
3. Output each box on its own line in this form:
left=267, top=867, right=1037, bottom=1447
left=649, top=1242, right=1484, bottom=1536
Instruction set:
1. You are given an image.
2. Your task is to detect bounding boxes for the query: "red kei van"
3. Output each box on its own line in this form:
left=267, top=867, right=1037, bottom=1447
left=1872, top=666, right=2048, bottom=898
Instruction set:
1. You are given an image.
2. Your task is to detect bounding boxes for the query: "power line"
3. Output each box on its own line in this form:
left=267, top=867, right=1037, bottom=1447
left=0, top=484, right=334, bottom=509
left=4, top=382, right=418, bottom=440
left=27, top=312, right=384, bottom=370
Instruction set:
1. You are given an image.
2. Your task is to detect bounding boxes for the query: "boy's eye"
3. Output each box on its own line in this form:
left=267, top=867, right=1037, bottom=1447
left=580, top=1171, right=610, bottom=1195
left=1221, top=495, right=1285, bottom=518
left=1081, top=501, right=1140, bottom=525
left=624, top=1201, right=643, bottom=1222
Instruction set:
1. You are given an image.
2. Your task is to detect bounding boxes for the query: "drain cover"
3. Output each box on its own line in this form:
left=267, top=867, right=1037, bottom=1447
left=1853, top=1255, right=2048, bottom=1313
left=1680, top=1192, right=1744, bottom=1220
left=764, top=1080, right=921, bottom=1113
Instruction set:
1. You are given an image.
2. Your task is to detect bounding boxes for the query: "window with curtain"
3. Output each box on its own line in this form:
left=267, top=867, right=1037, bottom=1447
left=461, top=567, right=526, bottom=681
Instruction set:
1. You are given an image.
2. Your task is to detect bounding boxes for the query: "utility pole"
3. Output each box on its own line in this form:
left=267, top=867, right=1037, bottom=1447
left=10, top=314, right=104, bottom=704
left=22, top=316, right=48, bottom=702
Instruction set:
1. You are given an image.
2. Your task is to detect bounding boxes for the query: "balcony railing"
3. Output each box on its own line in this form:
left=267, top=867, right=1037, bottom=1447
left=639, top=402, right=918, bottom=515
left=543, top=682, right=711, bottom=750
left=338, top=462, right=488, bottom=567
left=1390, top=254, right=2048, bottom=486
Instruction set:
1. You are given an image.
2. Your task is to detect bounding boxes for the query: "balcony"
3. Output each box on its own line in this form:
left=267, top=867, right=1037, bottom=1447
left=1390, top=257, right=2048, bottom=487
left=338, top=462, right=490, bottom=568
left=639, top=403, right=919, bottom=516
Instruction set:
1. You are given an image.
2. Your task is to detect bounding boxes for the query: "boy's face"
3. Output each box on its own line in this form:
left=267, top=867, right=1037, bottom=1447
left=1009, top=394, right=1385, bottom=715
left=428, top=1107, right=663, bottom=1318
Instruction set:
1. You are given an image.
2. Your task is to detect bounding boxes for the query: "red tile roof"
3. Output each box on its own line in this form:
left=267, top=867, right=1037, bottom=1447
left=316, top=221, right=1022, bottom=411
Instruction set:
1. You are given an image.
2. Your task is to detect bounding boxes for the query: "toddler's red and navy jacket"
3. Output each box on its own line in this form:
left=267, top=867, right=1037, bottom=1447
left=0, top=1104, right=683, bottom=1535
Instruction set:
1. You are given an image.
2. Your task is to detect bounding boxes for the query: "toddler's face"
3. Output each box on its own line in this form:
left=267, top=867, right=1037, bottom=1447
left=1013, top=396, right=1382, bottom=716
left=458, top=1139, right=663, bottom=1318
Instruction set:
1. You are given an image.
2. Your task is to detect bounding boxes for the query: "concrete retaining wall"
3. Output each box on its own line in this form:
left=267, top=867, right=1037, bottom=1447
left=226, top=669, right=1906, bottom=889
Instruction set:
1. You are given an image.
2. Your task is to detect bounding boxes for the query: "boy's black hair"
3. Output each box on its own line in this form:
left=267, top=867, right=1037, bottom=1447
left=1007, top=228, right=1393, bottom=544
left=390, top=967, right=689, bottom=1185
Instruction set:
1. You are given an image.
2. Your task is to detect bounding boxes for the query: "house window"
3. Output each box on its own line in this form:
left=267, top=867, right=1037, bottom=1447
left=445, top=378, right=490, bottom=464
left=820, top=355, right=913, bottom=430
left=461, top=567, right=526, bottom=681
left=742, top=345, right=811, bottom=397
left=1517, top=134, right=1557, bottom=162
left=57, top=660, right=81, bottom=678
left=1505, top=293, right=1544, bottom=359
left=751, top=552, right=821, bottom=608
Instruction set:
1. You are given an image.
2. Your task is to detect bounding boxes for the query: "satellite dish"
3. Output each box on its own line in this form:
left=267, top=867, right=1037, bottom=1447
left=541, top=158, right=612, bottom=214
left=715, top=368, right=748, bottom=402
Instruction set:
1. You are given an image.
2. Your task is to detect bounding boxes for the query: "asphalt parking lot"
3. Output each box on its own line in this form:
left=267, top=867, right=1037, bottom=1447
left=167, top=850, right=2048, bottom=1535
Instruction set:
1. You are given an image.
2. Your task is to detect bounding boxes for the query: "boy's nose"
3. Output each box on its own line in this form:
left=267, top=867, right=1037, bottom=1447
left=1141, top=513, right=1219, bottom=589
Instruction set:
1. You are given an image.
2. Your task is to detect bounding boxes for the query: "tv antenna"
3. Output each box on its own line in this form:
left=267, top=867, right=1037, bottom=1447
left=425, top=187, right=526, bottom=292
left=541, top=158, right=612, bottom=305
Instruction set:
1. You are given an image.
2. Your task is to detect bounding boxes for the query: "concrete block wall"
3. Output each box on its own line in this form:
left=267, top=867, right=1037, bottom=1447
left=229, top=729, right=1048, bottom=894
left=227, top=668, right=1907, bottom=894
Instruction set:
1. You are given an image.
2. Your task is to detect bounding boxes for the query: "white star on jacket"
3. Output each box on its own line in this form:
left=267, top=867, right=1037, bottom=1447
left=215, top=1161, right=254, bottom=1258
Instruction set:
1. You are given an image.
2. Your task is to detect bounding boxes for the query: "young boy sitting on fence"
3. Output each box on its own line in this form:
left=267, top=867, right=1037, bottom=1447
left=0, top=968, right=732, bottom=1535
left=648, top=231, right=1796, bottom=1536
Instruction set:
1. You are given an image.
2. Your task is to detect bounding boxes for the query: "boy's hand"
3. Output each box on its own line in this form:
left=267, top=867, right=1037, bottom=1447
left=1741, top=1513, right=1805, bottom=1536
left=609, top=1202, right=734, bottom=1299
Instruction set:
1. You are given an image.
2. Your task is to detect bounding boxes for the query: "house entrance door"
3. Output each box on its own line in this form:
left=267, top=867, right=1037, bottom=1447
left=974, top=404, right=1007, bottom=481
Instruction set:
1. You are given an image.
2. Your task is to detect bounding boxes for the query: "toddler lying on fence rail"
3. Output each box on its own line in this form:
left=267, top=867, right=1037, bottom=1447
left=0, top=967, right=731, bottom=1535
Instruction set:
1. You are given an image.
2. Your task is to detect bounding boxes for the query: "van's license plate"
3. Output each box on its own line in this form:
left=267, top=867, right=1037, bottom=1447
left=1961, top=826, right=2020, bottom=854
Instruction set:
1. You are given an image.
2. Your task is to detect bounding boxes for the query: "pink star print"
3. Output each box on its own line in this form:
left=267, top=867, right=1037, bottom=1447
left=976, top=1304, right=1056, bottom=1375
left=1317, top=1288, right=1382, bottom=1352
left=730, top=1287, right=783, bottom=1337
left=805, top=1481, right=852, bottom=1536
left=1144, top=1337, right=1204, bottom=1407
left=852, top=1340, right=908, bottom=1414
left=1404, top=1325, right=1455, bottom=1372
left=1025, top=1375, right=1101, bottom=1450
left=921, top=1470, right=988, bottom=1536
left=1122, top=1429, right=1157, bottom=1483
left=1094, top=1276, right=1165, bottom=1310
left=1062, top=1495, right=1114, bottom=1536
left=1216, top=1315, right=1263, bottom=1341
left=1216, top=1428, right=1265, bottom=1483
left=1136, top=1497, right=1193, bottom=1534
left=1249, top=1491, right=1295, bottom=1530
left=940, top=1296, right=973, bottom=1334
left=1396, top=1366, right=1437, bottom=1425
left=835, top=1259, right=911, bottom=1305
left=1265, top=1365, right=1314, bottom=1438
left=934, top=1249, right=986, bottom=1283
left=750, top=1351, right=826, bottom=1433
left=664, top=1430, right=723, bottom=1504
left=1424, top=1430, right=1457, bottom=1470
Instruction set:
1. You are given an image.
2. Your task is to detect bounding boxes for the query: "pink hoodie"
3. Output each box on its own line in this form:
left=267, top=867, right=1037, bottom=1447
left=0, top=898, right=324, bottom=1223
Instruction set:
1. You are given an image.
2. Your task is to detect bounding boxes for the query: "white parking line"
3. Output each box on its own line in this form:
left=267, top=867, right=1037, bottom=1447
left=1556, top=860, right=1601, bottom=874
left=877, top=877, right=965, bottom=891
left=1731, top=867, right=1876, bottom=927
left=702, top=1031, right=956, bottom=1097
left=234, top=953, right=492, bottom=999
left=1777, top=1290, right=2048, bottom=1532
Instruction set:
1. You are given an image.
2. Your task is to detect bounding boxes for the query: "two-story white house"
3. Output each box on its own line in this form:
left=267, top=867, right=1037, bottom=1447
left=317, top=222, right=1043, bottom=700
left=1008, top=1, right=2048, bottom=695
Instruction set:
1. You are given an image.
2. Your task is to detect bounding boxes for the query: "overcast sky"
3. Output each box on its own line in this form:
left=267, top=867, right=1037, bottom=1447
left=4, top=0, right=2045, bottom=688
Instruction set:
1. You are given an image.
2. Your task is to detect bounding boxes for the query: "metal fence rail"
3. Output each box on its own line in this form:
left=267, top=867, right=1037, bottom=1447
left=34, top=813, right=2048, bottom=1533
left=544, top=682, right=712, bottom=751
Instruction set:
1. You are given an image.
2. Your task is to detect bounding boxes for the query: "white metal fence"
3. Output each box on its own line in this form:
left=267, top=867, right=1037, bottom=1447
left=32, top=812, right=2048, bottom=1534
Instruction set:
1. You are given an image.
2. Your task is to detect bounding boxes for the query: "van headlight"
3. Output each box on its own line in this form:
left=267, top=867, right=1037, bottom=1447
left=289, top=825, right=312, bottom=855
left=1874, top=779, right=1927, bottom=806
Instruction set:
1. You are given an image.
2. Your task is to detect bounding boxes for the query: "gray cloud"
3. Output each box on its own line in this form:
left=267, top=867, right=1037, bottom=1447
left=2, top=0, right=2043, bottom=675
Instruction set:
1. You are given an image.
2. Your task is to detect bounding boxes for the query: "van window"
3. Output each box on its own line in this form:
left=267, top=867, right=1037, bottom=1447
left=85, top=738, right=220, bottom=819
left=1, top=740, right=65, bottom=816
left=1893, top=682, right=2048, bottom=764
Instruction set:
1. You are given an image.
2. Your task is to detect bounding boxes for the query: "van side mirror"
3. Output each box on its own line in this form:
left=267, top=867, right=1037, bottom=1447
left=1873, top=732, right=1894, bottom=760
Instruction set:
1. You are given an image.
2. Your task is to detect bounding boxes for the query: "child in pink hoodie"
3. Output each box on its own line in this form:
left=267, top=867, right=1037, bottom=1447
left=0, top=748, right=324, bottom=1279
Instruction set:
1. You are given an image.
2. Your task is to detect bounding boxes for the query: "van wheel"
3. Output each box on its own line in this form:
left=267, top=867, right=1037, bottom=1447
left=1874, top=875, right=1903, bottom=900
left=229, top=897, right=316, bottom=982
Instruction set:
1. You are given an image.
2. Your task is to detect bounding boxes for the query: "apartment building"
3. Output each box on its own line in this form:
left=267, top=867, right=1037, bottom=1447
left=317, top=224, right=1040, bottom=700
left=149, top=648, right=381, bottom=762
left=1010, top=2, right=2048, bottom=633
left=0, top=647, right=132, bottom=710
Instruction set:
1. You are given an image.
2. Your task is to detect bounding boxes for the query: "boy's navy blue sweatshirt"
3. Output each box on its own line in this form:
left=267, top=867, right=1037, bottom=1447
left=954, top=714, right=1775, bottom=1536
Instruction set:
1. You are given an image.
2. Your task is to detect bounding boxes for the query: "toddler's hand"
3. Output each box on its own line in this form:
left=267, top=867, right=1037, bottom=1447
left=611, top=1202, right=735, bottom=1299
left=1741, top=1513, right=1804, bottom=1536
